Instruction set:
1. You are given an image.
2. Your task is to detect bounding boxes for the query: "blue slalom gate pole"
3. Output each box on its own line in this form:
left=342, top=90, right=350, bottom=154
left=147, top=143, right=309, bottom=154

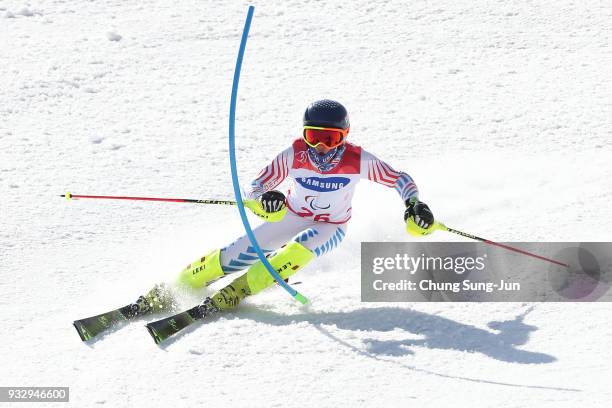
left=228, top=6, right=308, bottom=304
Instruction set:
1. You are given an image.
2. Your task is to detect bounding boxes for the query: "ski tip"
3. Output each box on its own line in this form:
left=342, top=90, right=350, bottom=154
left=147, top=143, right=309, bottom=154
left=145, top=324, right=163, bottom=345
left=73, top=321, right=89, bottom=342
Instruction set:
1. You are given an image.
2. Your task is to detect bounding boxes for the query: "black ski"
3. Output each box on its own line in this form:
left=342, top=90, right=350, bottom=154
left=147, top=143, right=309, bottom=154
left=145, top=298, right=219, bottom=345
left=73, top=304, right=139, bottom=341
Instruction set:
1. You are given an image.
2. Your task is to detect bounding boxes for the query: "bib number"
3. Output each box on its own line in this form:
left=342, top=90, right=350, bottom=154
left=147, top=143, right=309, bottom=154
left=295, top=207, right=331, bottom=222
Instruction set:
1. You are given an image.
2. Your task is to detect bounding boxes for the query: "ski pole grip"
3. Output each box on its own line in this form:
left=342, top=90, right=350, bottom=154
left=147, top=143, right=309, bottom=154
left=434, top=222, right=448, bottom=231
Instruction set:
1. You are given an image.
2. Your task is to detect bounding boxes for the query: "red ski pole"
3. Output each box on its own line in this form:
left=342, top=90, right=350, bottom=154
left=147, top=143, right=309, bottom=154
left=434, top=222, right=569, bottom=268
left=60, top=192, right=237, bottom=206
left=61, top=192, right=287, bottom=223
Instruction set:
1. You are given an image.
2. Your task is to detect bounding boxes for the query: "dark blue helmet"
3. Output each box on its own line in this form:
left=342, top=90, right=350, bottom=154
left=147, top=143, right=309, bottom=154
left=303, top=99, right=349, bottom=130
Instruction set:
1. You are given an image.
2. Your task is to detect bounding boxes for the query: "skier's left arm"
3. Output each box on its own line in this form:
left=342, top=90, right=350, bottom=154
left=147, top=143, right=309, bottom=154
left=360, top=149, right=435, bottom=234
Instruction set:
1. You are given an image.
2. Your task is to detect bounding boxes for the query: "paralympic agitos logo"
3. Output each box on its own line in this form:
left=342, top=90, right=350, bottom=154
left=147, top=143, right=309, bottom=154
left=295, top=176, right=350, bottom=192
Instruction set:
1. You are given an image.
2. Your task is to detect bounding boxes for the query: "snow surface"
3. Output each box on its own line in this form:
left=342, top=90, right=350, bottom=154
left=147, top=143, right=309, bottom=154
left=1, top=1, right=611, bottom=407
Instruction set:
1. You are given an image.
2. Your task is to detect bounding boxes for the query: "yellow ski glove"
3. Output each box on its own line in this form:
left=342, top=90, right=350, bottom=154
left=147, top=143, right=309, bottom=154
left=243, top=190, right=287, bottom=222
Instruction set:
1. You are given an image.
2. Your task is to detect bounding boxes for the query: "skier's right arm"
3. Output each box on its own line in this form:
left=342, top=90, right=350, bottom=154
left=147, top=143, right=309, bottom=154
left=243, top=146, right=294, bottom=201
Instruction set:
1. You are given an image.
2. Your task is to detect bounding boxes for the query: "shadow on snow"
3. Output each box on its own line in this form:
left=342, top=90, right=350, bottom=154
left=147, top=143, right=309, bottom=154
left=236, top=305, right=580, bottom=392
left=241, top=305, right=555, bottom=364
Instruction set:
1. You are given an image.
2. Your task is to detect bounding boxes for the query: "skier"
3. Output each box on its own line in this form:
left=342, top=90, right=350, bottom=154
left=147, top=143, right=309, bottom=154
left=136, top=99, right=435, bottom=316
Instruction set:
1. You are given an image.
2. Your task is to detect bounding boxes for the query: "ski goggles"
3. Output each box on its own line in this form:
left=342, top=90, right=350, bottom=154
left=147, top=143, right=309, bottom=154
left=303, top=126, right=349, bottom=149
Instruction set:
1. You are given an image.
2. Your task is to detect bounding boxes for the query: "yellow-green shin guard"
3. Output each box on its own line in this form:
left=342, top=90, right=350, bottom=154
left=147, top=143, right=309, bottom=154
left=210, top=241, right=315, bottom=310
left=176, top=249, right=225, bottom=289
left=246, top=241, right=314, bottom=294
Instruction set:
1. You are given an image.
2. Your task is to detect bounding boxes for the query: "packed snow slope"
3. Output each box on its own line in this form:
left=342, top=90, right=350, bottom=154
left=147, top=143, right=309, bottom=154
left=1, top=1, right=611, bottom=407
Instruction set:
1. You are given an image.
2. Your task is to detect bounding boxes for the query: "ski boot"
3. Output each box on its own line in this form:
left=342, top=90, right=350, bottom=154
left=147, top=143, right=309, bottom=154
left=189, top=297, right=221, bottom=319
left=125, top=283, right=176, bottom=318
